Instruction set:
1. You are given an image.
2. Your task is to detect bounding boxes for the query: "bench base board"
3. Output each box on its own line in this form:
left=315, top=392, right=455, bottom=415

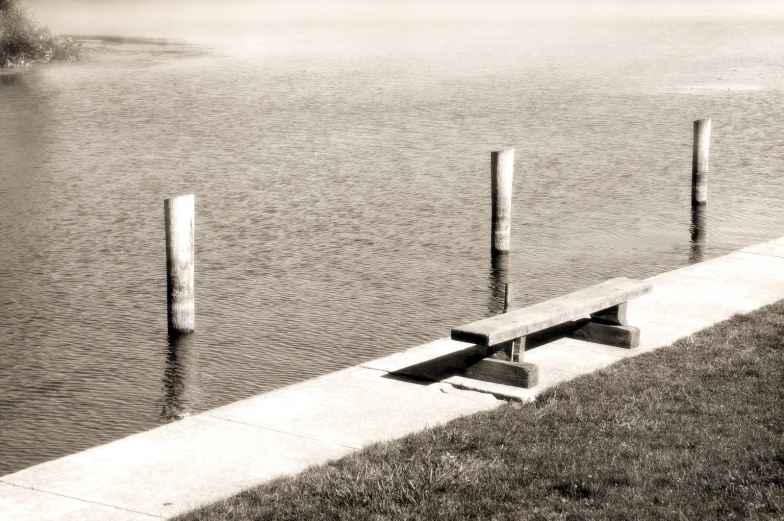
left=465, top=358, right=539, bottom=388
left=571, top=319, right=640, bottom=349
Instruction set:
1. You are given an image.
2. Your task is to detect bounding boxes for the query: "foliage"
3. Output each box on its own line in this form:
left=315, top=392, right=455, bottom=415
left=175, top=301, right=784, bottom=520
left=0, top=0, right=83, bottom=68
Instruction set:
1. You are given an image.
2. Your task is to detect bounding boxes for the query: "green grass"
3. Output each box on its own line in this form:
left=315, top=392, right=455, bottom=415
left=0, top=0, right=83, bottom=68
left=176, top=302, right=784, bottom=520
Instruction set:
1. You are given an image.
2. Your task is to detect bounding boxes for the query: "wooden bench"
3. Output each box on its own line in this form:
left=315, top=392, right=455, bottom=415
left=450, top=277, right=653, bottom=389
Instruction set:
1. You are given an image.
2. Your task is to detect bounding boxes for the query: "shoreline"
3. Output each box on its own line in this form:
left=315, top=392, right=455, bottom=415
left=0, top=35, right=206, bottom=74
left=3, top=236, right=784, bottom=519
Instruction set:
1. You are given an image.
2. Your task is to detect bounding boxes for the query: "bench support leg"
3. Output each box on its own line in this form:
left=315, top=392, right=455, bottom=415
left=510, top=337, right=523, bottom=363
left=465, top=358, right=539, bottom=388
left=468, top=337, right=538, bottom=388
left=571, top=319, right=639, bottom=349
left=590, top=302, right=627, bottom=326
left=489, top=336, right=526, bottom=362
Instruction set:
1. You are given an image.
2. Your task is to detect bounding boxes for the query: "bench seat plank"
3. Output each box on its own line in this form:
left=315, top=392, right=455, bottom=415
left=451, top=277, right=652, bottom=346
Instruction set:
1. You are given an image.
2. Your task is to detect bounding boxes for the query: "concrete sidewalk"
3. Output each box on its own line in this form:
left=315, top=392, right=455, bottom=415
left=3, top=237, right=784, bottom=520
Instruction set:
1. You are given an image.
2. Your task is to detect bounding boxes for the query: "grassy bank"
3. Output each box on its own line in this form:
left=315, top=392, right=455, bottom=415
left=177, top=303, right=784, bottom=520
left=0, top=0, right=82, bottom=68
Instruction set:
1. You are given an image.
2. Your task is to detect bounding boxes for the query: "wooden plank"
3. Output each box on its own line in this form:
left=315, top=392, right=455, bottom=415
left=451, top=277, right=651, bottom=346
left=465, top=358, right=538, bottom=388
left=571, top=321, right=640, bottom=349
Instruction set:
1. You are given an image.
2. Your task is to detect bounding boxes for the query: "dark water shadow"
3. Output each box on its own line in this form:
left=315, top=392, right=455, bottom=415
left=0, top=71, right=40, bottom=89
left=488, top=252, right=510, bottom=316
left=160, top=331, right=199, bottom=421
left=690, top=205, right=707, bottom=264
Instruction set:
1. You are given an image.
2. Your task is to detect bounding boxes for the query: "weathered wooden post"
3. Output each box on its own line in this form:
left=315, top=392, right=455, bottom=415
left=491, top=148, right=515, bottom=253
left=165, top=194, right=195, bottom=333
left=692, top=117, right=711, bottom=205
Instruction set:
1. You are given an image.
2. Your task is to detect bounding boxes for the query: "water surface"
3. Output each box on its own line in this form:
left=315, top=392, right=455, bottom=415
left=2, top=1, right=784, bottom=474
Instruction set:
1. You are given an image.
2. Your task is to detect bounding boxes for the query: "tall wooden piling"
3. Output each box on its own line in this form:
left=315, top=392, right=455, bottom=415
left=491, top=148, right=515, bottom=253
left=692, top=118, right=711, bottom=205
left=165, top=194, right=195, bottom=333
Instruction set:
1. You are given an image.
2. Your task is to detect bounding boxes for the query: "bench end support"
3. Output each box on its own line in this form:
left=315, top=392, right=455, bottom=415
left=465, top=358, right=539, bottom=388
left=590, top=302, right=628, bottom=326
left=571, top=319, right=640, bottom=349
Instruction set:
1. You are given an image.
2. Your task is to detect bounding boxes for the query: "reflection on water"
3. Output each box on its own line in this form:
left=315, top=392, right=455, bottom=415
left=159, top=332, right=200, bottom=422
left=488, top=252, right=510, bottom=317
left=690, top=205, right=708, bottom=264
left=3, top=6, right=784, bottom=475
left=0, top=71, right=40, bottom=88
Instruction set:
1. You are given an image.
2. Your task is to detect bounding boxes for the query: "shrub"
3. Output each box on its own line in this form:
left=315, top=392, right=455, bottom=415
left=0, top=0, right=83, bottom=68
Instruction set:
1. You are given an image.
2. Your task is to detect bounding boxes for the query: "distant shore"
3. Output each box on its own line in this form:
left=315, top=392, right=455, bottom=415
left=0, top=35, right=205, bottom=74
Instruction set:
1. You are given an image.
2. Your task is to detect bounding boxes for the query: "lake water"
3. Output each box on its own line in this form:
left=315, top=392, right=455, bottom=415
left=2, top=1, right=784, bottom=475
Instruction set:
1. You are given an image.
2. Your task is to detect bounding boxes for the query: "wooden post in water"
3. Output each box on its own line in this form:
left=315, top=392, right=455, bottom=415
left=165, top=194, right=195, bottom=333
left=503, top=282, right=514, bottom=313
left=491, top=148, right=515, bottom=253
left=692, top=118, right=711, bottom=206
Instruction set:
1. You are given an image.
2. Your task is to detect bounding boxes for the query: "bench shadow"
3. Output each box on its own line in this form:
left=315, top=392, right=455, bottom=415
left=383, top=321, right=583, bottom=384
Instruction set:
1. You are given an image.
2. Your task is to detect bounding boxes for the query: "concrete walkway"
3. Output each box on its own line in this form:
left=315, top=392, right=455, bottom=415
left=3, top=237, right=784, bottom=520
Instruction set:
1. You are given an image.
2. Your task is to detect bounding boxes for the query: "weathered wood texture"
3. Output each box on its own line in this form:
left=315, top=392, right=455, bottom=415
left=491, top=148, right=514, bottom=253
left=490, top=337, right=526, bottom=362
left=165, top=194, right=195, bottom=333
left=452, top=277, right=651, bottom=346
left=571, top=320, right=640, bottom=349
left=465, top=358, right=538, bottom=388
left=692, top=117, right=711, bottom=205
left=590, top=302, right=627, bottom=326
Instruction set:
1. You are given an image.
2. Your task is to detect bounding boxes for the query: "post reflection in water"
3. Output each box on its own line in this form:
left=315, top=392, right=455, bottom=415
left=488, top=252, right=511, bottom=317
left=0, top=71, right=40, bottom=89
left=690, top=205, right=707, bottom=264
left=160, top=331, right=200, bottom=421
